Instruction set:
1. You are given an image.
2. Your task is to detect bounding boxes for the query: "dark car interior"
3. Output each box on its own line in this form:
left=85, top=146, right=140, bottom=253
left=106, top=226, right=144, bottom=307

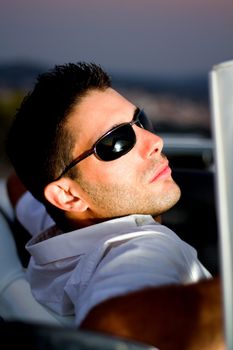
left=163, top=166, right=219, bottom=276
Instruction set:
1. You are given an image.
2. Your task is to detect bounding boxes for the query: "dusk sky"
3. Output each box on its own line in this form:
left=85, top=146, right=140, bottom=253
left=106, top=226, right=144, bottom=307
left=1, top=0, right=233, bottom=78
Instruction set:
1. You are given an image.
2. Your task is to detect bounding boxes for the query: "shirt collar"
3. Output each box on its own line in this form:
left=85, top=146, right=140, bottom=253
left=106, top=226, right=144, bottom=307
left=26, top=214, right=157, bottom=264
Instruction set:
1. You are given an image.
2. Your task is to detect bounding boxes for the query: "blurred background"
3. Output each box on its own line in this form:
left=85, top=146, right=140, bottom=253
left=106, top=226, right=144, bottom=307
left=0, top=0, right=233, bottom=274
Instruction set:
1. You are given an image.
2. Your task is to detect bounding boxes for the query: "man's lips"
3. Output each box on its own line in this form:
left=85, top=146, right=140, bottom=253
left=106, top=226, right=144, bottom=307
left=149, top=163, right=171, bottom=183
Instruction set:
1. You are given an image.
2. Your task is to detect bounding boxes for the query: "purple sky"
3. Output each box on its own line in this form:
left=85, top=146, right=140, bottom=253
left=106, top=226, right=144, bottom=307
left=1, top=0, right=233, bottom=77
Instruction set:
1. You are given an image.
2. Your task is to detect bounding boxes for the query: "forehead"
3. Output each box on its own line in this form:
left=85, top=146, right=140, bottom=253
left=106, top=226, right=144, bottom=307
left=67, top=87, right=135, bottom=142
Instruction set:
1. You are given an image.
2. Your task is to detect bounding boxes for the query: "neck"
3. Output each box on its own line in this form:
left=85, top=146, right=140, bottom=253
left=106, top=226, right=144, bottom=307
left=153, top=215, right=162, bottom=224
left=55, top=211, right=163, bottom=232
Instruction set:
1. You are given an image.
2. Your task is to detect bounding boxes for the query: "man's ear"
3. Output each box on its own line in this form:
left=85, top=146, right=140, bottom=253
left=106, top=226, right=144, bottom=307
left=44, top=178, right=88, bottom=213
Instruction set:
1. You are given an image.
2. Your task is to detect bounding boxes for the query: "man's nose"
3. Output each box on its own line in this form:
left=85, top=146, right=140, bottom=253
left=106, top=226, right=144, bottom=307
left=136, top=127, right=164, bottom=159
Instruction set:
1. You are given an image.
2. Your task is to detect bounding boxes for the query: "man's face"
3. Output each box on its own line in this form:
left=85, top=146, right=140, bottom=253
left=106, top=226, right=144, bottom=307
left=67, top=87, right=181, bottom=220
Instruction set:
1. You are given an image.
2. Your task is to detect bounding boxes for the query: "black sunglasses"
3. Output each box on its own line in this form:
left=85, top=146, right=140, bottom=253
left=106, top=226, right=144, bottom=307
left=55, top=107, right=154, bottom=180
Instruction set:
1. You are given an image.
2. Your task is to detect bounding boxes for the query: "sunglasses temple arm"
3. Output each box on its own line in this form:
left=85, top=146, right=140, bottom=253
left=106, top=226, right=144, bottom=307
left=55, top=149, right=94, bottom=180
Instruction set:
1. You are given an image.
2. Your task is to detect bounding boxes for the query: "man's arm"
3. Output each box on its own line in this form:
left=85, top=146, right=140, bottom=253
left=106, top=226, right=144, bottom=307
left=80, top=277, right=225, bottom=350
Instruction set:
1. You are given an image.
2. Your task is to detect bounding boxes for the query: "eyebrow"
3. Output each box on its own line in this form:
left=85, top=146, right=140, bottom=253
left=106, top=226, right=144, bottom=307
left=133, top=106, right=140, bottom=119
left=110, top=107, right=139, bottom=129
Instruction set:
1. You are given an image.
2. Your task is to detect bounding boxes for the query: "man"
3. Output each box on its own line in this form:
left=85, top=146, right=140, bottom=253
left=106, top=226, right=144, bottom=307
left=6, top=62, right=224, bottom=349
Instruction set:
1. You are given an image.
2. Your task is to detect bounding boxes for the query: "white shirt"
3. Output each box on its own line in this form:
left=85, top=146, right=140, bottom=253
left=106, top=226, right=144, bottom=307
left=25, top=213, right=211, bottom=327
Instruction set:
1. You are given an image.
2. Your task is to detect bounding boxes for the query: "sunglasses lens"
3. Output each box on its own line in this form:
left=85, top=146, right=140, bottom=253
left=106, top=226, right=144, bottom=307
left=96, top=124, right=136, bottom=161
left=137, top=110, right=154, bottom=133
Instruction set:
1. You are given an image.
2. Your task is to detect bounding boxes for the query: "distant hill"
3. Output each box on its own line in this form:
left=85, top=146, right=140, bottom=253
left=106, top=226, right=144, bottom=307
left=0, top=61, right=47, bottom=89
left=0, top=61, right=209, bottom=101
left=112, top=73, right=209, bottom=102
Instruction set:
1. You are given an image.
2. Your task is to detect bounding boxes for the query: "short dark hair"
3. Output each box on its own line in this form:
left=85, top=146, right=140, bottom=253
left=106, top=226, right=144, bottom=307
left=6, top=62, right=111, bottom=203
